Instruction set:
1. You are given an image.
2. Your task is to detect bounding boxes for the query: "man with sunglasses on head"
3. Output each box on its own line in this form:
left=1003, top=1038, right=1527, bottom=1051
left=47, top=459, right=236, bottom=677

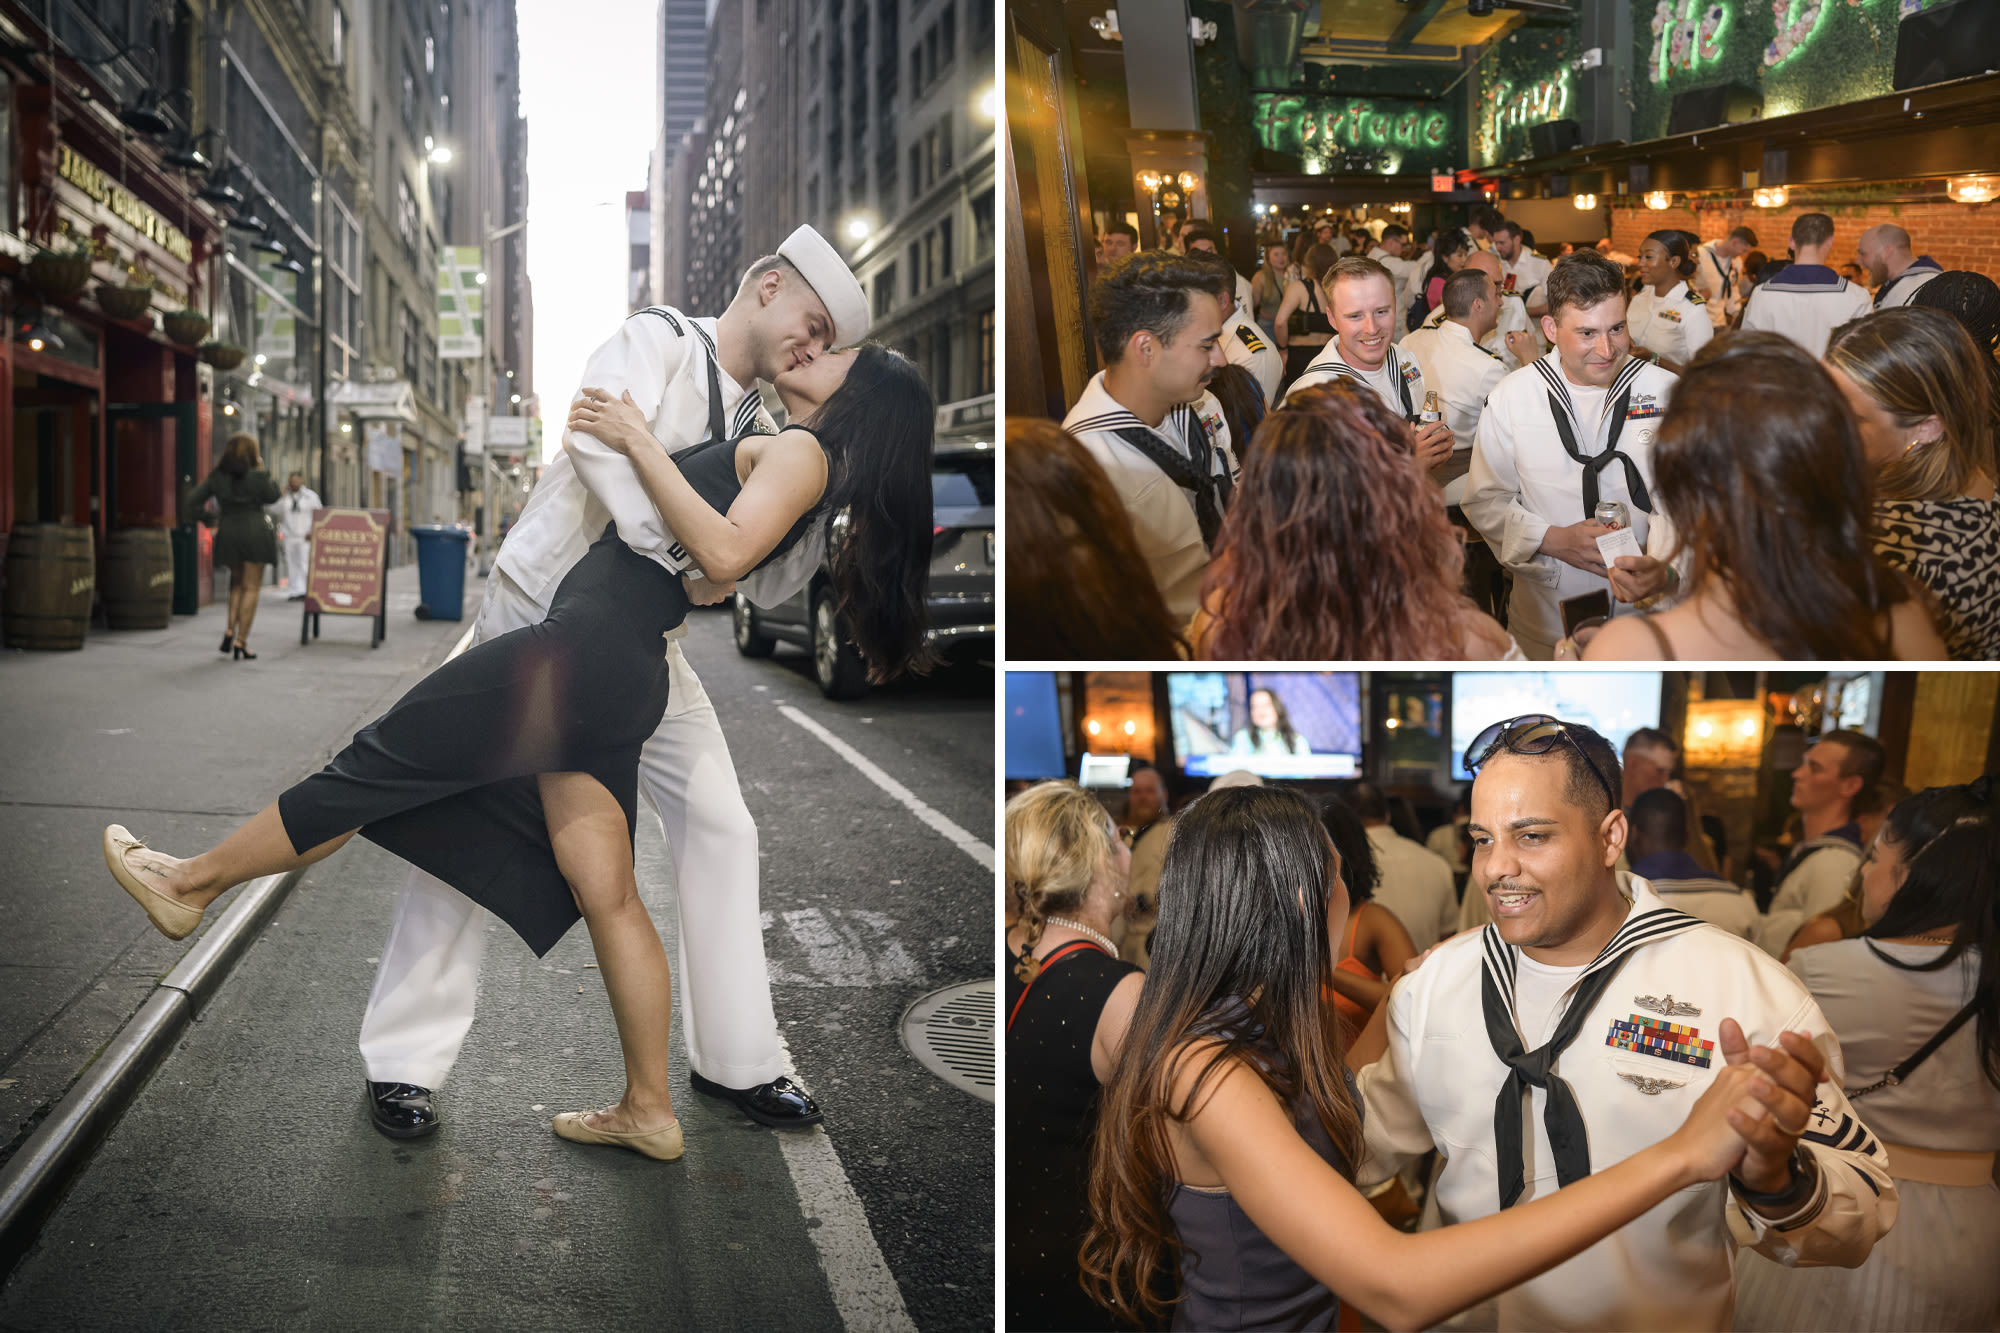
left=1352, top=715, right=1895, bottom=1331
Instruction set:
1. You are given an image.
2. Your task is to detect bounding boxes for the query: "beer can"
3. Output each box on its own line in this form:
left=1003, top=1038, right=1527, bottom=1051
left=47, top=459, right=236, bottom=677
left=1594, top=501, right=1629, bottom=530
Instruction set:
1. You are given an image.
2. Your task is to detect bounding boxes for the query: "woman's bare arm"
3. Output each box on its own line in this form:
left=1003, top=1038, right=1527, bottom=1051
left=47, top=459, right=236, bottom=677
left=1176, top=1054, right=1764, bottom=1331
left=1090, top=972, right=1145, bottom=1084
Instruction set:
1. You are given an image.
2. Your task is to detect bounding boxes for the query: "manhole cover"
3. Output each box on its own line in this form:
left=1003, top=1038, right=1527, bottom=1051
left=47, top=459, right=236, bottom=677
left=899, top=980, right=994, bottom=1103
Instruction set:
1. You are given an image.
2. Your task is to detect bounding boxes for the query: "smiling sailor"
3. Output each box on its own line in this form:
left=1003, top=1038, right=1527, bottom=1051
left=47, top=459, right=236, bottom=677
left=1354, top=716, right=1897, bottom=1332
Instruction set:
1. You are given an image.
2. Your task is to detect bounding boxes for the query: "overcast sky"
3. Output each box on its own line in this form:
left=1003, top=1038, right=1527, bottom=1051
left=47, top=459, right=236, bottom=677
left=517, top=0, right=658, bottom=461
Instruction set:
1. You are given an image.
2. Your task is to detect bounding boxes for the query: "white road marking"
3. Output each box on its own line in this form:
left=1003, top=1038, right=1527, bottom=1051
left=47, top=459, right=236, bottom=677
left=766, top=908, right=922, bottom=987
left=774, top=1030, right=918, bottom=1333
left=775, top=704, right=994, bottom=870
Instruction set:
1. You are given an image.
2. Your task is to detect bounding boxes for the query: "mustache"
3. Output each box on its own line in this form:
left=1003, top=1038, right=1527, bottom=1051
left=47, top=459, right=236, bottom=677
left=1486, top=876, right=1539, bottom=896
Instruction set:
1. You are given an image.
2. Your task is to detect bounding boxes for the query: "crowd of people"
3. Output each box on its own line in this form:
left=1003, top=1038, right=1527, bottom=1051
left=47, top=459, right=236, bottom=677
left=1007, top=206, right=2000, bottom=661
left=1005, top=717, right=1999, bottom=1331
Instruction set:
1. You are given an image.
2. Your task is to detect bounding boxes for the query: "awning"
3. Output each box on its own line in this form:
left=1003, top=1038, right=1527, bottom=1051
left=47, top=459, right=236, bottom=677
left=327, top=377, right=418, bottom=424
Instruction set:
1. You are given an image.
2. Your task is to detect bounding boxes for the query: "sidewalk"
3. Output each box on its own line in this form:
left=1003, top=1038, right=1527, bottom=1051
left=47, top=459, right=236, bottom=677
left=0, top=565, right=482, bottom=1171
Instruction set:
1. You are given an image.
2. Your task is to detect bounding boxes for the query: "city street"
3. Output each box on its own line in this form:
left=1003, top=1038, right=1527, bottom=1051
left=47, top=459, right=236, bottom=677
left=0, top=583, right=994, bottom=1331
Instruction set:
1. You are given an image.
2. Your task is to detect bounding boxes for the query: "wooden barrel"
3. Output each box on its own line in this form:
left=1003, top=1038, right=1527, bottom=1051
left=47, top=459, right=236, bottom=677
left=104, top=527, right=175, bottom=630
left=3, top=524, right=95, bottom=650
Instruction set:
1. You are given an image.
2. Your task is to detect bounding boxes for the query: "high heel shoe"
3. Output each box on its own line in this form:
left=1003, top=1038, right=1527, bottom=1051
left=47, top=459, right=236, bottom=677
left=551, top=1111, right=684, bottom=1161
left=220, top=633, right=234, bottom=653
left=102, top=825, right=204, bottom=940
left=234, top=644, right=257, bottom=660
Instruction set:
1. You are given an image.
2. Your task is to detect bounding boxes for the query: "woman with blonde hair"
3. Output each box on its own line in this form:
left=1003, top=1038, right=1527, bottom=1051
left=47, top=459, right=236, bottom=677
left=1824, top=305, right=2000, bottom=659
left=184, top=433, right=281, bottom=659
left=1005, top=780, right=1143, bottom=1332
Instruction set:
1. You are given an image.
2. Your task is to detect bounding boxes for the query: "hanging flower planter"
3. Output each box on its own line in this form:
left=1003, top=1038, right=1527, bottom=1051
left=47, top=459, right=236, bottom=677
left=161, top=309, right=211, bottom=346
left=95, top=282, right=155, bottom=321
left=195, top=341, right=246, bottom=371
left=25, top=248, right=92, bottom=299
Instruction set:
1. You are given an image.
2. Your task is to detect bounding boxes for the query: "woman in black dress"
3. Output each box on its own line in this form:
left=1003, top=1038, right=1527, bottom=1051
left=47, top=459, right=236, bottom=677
left=184, top=432, right=281, bottom=659
left=102, top=344, right=937, bottom=1161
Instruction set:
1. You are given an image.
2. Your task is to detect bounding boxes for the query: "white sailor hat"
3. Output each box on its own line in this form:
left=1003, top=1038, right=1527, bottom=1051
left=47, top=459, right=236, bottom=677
left=775, top=224, right=870, bottom=347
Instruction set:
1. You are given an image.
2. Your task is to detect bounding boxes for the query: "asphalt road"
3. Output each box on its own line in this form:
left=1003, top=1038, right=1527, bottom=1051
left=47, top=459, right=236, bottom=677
left=0, top=605, right=995, bottom=1331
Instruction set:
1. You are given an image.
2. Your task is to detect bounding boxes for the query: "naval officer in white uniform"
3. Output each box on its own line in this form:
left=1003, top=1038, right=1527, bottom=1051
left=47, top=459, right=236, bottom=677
left=1356, top=715, right=1896, bottom=1332
left=358, top=225, right=866, bottom=1139
left=270, top=472, right=322, bottom=599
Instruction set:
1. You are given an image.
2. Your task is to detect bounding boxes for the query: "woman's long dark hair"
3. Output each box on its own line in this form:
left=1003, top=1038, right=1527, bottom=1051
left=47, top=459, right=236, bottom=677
left=801, top=343, right=936, bottom=681
left=1654, top=334, right=1916, bottom=658
left=1004, top=419, right=1187, bottom=659
left=1081, top=786, right=1363, bottom=1326
left=1864, top=777, right=2000, bottom=1090
left=1245, top=687, right=1300, bottom=755
left=1320, top=795, right=1378, bottom=904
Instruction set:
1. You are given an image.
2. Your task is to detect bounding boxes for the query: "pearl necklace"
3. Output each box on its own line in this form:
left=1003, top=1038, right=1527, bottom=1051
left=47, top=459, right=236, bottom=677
left=1044, top=916, right=1117, bottom=956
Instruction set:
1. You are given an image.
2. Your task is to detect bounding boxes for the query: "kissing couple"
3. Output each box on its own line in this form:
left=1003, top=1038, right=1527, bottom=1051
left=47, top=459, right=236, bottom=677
left=103, top=225, right=939, bottom=1160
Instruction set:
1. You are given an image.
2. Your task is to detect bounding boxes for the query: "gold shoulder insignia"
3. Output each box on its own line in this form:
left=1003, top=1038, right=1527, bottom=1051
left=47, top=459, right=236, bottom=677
left=1237, top=324, right=1269, bottom=354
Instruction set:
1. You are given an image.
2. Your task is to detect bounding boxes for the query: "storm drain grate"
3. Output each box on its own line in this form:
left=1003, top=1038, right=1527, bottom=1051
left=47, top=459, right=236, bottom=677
left=899, top=980, right=995, bottom=1103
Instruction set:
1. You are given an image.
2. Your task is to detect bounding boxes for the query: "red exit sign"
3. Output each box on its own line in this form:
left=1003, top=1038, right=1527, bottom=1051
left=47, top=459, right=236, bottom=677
left=1431, top=174, right=1455, bottom=193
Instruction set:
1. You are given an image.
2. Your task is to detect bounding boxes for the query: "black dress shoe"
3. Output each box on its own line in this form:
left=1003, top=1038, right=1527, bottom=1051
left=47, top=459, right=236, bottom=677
left=367, top=1081, right=441, bottom=1139
left=689, top=1071, right=824, bottom=1129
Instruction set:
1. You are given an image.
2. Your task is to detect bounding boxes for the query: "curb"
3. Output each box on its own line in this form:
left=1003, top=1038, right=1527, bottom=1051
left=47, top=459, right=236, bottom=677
left=0, top=866, right=307, bottom=1276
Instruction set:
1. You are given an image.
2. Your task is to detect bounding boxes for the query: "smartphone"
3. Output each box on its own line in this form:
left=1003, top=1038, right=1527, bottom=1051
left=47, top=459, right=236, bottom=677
left=1561, top=590, right=1612, bottom=637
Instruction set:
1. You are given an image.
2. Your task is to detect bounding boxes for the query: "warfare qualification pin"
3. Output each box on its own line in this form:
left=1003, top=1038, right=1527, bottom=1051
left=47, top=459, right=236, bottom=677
left=1618, top=1072, right=1686, bottom=1096
left=1634, top=993, right=1701, bottom=1017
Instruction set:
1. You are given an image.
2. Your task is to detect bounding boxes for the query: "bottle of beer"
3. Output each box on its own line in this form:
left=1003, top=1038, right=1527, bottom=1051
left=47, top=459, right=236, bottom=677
left=1420, top=389, right=1442, bottom=425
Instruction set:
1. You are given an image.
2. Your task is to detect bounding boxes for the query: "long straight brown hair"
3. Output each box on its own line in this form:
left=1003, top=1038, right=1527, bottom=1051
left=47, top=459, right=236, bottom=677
left=1824, top=306, right=1998, bottom=504
left=1079, top=786, right=1363, bottom=1326
left=1654, top=333, right=1916, bottom=658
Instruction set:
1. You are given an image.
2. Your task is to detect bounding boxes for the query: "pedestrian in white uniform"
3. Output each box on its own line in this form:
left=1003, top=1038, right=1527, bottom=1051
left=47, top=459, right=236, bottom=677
left=1464, top=250, right=1678, bottom=659
left=1187, top=250, right=1281, bottom=405
left=1740, top=213, right=1873, bottom=357
left=1857, top=223, right=1945, bottom=309
left=355, top=225, right=867, bottom=1139
left=1628, top=230, right=1715, bottom=374
left=1411, top=250, right=1539, bottom=371
left=1061, top=250, right=1234, bottom=625
left=1756, top=731, right=1879, bottom=959
left=1694, top=226, right=1759, bottom=328
left=269, top=472, right=322, bottom=599
left=1356, top=715, right=1896, bottom=1332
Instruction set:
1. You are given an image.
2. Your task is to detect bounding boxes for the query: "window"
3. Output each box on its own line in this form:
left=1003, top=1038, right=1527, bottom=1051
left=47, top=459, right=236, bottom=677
left=873, top=266, right=895, bottom=318
left=941, top=4, right=954, bottom=68
left=910, top=43, right=922, bottom=93
left=424, top=33, right=435, bottom=74
left=331, top=6, right=345, bottom=66
left=396, top=177, right=419, bottom=261
left=925, top=27, right=938, bottom=87
left=940, top=216, right=953, bottom=278
left=977, top=309, right=994, bottom=394
left=907, top=240, right=922, bottom=296
left=939, top=112, right=953, bottom=172
left=401, top=305, right=421, bottom=384
left=923, top=230, right=936, bottom=290
left=809, top=34, right=820, bottom=85
left=909, top=143, right=921, bottom=203
left=972, top=189, right=993, bottom=259
left=401, top=60, right=416, bottom=130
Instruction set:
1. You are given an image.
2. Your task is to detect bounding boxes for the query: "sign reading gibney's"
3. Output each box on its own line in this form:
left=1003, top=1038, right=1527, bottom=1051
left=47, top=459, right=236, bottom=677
left=57, top=145, right=195, bottom=263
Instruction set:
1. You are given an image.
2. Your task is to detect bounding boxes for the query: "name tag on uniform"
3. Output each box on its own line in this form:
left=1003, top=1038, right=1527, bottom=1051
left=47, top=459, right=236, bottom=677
left=1607, top=1014, right=1714, bottom=1068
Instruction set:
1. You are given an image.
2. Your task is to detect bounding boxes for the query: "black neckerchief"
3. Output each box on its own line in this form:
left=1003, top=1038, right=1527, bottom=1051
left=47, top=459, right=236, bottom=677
left=1532, top=356, right=1653, bottom=521
left=1480, top=903, right=1706, bottom=1209
left=639, top=308, right=730, bottom=444
left=1112, top=406, right=1232, bottom=547
left=1304, top=345, right=1415, bottom=419
left=1707, top=247, right=1733, bottom=300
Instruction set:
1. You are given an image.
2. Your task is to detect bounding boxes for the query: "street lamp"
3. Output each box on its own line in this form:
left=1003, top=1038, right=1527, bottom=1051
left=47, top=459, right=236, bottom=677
left=844, top=214, right=873, bottom=243
left=975, top=83, right=996, bottom=123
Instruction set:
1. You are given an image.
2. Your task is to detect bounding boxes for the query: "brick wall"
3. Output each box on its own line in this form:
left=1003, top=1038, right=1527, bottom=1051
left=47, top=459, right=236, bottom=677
left=1608, top=199, right=2000, bottom=280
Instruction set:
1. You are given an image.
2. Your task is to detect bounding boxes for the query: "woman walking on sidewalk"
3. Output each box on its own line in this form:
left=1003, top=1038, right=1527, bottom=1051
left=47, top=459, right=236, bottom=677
left=185, top=433, right=281, bottom=660
left=100, top=344, right=937, bottom=1163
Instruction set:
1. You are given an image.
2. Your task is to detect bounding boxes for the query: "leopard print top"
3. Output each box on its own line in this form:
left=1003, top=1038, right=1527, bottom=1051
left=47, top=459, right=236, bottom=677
left=1873, top=497, right=2000, bottom=660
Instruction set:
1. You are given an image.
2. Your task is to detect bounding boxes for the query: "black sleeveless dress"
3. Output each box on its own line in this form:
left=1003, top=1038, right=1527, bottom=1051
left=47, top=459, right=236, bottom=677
left=276, top=431, right=817, bottom=956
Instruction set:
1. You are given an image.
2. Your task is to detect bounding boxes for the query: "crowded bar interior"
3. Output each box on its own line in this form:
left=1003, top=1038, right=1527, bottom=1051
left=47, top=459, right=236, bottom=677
left=1004, top=0, right=2000, bottom=662
left=1005, top=666, right=2000, bottom=1330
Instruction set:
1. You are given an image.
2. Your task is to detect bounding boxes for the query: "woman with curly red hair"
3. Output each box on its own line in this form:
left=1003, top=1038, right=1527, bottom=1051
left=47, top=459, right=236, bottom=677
left=1190, top=380, right=1515, bottom=659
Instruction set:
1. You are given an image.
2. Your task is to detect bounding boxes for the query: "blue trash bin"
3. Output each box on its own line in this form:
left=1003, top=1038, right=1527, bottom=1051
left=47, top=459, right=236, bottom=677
left=410, top=524, right=471, bottom=621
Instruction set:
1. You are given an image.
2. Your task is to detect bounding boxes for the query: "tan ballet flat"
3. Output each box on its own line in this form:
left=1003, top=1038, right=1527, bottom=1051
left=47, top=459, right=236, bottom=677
left=102, top=824, right=203, bottom=941
left=551, top=1111, right=684, bottom=1161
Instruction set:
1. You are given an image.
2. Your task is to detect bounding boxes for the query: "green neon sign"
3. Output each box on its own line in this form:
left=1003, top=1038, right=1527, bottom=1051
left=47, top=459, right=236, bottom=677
left=1764, top=0, right=1830, bottom=68
left=1647, top=1, right=1730, bottom=84
left=1483, top=74, right=1572, bottom=154
left=1253, top=95, right=1451, bottom=161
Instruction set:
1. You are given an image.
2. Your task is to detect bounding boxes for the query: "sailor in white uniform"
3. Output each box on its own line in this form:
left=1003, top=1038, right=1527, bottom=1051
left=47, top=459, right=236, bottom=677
left=1190, top=251, right=1282, bottom=404
left=1857, top=223, right=1944, bottom=309
left=1628, top=231, right=1716, bottom=374
left=1494, top=221, right=1553, bottom=316
left=1356, top=716, right=1896, bottom=1333
left=1693, top=226, right=1758, bottom=328
left=1407, top=250, right=1539, bottom=370
left=1739, top=213, right=1873, bottom=357
left=358, top=225, right=866, bottom=1138
left=1061, top=250, right=1234, bottom=624
left=1464, top=251, right=1678, bottom=659
left=269, top=472, right=322, bottom=599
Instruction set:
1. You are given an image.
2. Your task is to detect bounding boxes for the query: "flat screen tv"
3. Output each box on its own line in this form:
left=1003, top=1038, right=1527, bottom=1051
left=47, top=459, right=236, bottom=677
left=1166, top=672, right=1363, bottom=780
left=1005, top=671, right=1067, bottom=781
left=1450, top=672, right=1664, bottom=781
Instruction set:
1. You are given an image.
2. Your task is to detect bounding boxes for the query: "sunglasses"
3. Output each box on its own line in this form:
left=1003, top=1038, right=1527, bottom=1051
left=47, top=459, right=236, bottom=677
left=1463, top=714, right=1617, bottom=813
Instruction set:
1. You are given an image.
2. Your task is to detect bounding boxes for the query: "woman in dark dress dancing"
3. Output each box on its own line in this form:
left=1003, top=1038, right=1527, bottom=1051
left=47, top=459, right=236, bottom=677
left=100, top=344, right=936, bottom=1161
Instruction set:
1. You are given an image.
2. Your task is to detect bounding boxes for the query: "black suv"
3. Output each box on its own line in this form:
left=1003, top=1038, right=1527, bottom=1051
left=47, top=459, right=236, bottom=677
left=732, top=394, right=995, bottom=698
